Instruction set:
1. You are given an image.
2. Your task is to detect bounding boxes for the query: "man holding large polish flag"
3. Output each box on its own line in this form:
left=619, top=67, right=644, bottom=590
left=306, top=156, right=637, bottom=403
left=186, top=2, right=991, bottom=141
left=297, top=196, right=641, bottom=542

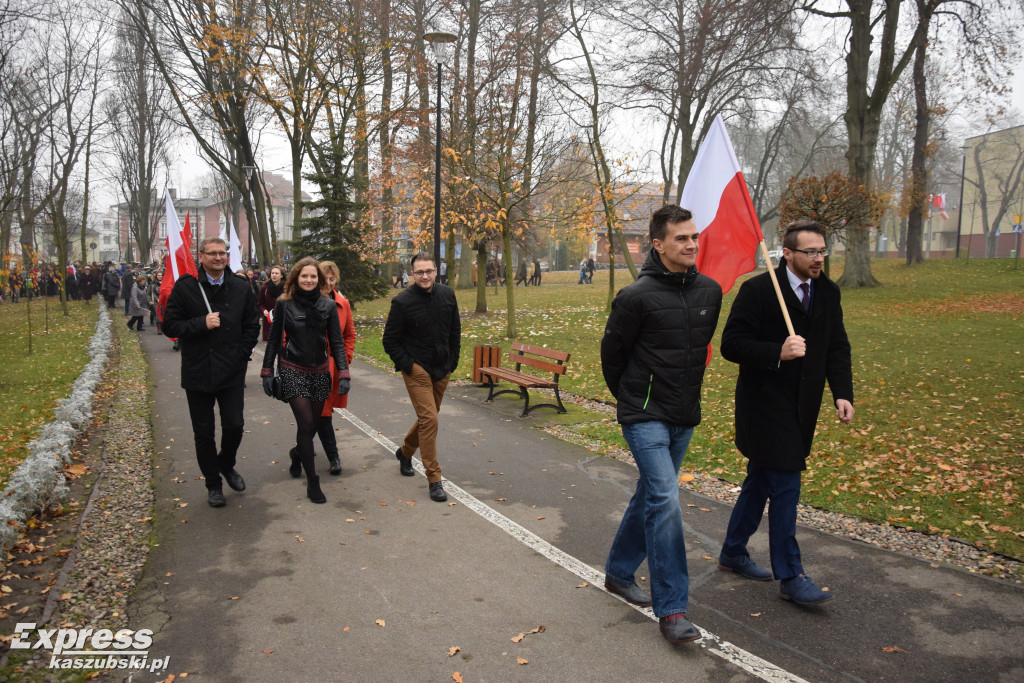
left=684, top=117, right=856, bottom=606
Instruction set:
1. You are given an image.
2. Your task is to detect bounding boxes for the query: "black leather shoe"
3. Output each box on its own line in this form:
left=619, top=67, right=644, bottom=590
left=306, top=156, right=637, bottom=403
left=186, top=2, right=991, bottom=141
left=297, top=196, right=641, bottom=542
left=223, top=469, right=246, bottom=492
left=307, top=476, right=326, bottom=504
left=289, top=447, right=302, bottom=478
left=328, top=456, right=342, bottom=476
left=659, top=613, right=701, bottom=643
left=396, top=447, right=414, bottom=476
left=429, top=481, right=447, bottom=502
left=208, top=489, right=227, bottom=508
left=604, top=578, right=652, bottom=607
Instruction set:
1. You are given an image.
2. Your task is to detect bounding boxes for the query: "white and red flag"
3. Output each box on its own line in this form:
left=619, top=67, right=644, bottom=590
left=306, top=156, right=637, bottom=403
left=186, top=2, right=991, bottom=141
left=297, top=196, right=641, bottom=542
left=157, top=191, right=198, bottom=326
left=679, top=114, right=765, bottom=294
left=228, top=216, right=243, bottom=273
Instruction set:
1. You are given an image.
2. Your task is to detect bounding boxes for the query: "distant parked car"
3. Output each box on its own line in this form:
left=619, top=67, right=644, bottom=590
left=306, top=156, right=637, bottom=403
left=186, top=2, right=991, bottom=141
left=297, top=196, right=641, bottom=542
left=758, top=249, right=783, bottom=265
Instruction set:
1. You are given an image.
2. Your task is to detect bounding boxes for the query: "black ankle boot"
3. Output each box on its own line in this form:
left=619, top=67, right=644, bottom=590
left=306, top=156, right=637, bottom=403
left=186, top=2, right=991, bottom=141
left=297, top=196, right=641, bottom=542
left=307, top=475, right=326, bottom=504
left=289, top=447, right=302, bottom=478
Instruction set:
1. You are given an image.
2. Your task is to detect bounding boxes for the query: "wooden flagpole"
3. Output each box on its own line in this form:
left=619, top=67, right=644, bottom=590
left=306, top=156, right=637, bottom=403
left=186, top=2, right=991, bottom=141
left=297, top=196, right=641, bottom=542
left=757, top=240, right=795, bottom=337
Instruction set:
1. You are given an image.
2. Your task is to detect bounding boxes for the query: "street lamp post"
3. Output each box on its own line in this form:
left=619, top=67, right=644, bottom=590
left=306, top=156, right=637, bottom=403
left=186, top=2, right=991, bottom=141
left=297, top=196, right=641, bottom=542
left=243, top=164, right=257, bottom=265
left=423, top=30, right=457, bottom=269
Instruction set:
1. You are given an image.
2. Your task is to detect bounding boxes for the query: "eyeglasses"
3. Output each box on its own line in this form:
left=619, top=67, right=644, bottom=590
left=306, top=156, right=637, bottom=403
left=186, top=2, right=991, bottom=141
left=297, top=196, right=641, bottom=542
left=412, top=269, right=436, bottom=277
left=790, top=248, right=830, bottom=258
left=202, top=251, right=228, bottom=258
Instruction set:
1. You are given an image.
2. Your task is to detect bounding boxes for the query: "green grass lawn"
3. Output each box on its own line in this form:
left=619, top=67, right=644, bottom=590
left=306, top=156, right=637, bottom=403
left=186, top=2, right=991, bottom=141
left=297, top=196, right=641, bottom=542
left=0, top=298, right=100, bottom=489
left=354, top=259, right=1024, bottom=562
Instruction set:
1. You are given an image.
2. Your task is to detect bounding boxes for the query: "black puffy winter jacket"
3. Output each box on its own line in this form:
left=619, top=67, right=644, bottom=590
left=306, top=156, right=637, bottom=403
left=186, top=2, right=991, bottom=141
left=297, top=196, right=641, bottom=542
left=601, top=250, right=723, bottom=426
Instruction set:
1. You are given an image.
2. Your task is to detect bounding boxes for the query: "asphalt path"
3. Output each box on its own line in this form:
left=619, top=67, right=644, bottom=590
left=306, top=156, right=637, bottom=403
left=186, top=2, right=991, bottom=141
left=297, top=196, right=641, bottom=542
left=128, top=329, right=1024, bottom=682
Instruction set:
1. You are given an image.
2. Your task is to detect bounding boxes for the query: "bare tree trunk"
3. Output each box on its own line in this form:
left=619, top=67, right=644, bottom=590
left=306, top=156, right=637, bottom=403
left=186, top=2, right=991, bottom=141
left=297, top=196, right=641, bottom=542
left=378, top=0, right=395, bottom=261
left=567, top=0, right=637, bottom=281
left=834, top=0, right=928, bottom=287
left=905, top=34, right=928, bottom=265
left=475, top=245, right=487, bottom=313
left=501, top=217, right=516, bottom=339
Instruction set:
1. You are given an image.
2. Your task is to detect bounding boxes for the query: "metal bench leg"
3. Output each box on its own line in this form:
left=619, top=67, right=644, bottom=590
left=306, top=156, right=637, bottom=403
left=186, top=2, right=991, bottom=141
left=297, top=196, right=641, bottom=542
left=518, top=386, right=530, bottom=417
left=553, top=385, right=567, bottom=414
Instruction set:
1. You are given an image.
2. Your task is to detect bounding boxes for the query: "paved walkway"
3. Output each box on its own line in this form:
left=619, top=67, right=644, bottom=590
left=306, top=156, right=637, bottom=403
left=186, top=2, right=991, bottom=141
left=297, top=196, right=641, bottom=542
left=128, top=331, right=1024, bottom=682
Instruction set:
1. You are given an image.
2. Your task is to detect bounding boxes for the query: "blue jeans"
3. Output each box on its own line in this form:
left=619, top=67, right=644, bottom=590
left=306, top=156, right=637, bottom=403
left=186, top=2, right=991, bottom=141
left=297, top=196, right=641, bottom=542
left=721, top=461, right=803, bottom=580
left=605, top=421, right=693, bottom=617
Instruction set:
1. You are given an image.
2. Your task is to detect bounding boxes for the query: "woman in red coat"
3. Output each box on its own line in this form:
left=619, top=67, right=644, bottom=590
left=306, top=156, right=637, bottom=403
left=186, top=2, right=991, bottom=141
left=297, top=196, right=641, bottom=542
left=257, top=265, right=285, bottom=341
left=316, top=260, right=356, bottom=475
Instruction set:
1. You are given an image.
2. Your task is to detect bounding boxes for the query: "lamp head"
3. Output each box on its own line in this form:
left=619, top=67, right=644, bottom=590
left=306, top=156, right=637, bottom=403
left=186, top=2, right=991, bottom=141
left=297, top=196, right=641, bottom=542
left=424, top=31, right=457, bottom=65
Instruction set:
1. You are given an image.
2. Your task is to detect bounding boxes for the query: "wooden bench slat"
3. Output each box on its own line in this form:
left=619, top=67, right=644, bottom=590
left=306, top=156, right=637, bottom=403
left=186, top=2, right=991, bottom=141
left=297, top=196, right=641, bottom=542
left=507, top=353, right=568, bottom=376
left=479, top=367, right=554, bottom=388
left=511, top=341, right=570, bottom=362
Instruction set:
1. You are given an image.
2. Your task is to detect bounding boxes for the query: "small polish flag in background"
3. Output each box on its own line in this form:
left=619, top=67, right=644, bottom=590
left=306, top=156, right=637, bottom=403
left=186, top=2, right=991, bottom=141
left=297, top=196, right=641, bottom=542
left=680, top=114, right=764, bottom=294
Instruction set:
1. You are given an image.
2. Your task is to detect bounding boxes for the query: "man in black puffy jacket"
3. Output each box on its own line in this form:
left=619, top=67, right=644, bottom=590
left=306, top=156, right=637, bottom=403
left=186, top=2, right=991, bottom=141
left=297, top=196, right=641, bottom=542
left=382, top=251, right=461, bottom=502
left=600, top=205, right=722, bottom=644
left=162, top=237, right=260, bottom=508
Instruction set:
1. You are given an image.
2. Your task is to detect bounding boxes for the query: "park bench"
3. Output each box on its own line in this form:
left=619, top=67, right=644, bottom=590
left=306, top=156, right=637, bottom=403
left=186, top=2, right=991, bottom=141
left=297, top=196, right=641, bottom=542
left=477, top=342, right=571, bottom=417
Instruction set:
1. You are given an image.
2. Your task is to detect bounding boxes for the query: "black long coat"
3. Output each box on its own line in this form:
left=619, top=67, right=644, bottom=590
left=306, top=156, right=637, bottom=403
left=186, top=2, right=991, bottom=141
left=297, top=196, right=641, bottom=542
left=720, top=261, right=853, bottom=471
left=162, top=269, right=260, bottom=392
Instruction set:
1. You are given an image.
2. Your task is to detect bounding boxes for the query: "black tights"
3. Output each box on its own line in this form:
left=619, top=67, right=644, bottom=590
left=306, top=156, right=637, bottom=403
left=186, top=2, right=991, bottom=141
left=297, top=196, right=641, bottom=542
left=289, top=396, right=325, bottom=479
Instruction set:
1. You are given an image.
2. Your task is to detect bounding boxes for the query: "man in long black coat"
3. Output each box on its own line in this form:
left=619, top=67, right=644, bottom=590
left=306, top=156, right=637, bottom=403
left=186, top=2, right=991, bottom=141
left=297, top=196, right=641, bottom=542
left=163, top=237, right=260, bottom=508
left=718, top=219, right=853, bottom=606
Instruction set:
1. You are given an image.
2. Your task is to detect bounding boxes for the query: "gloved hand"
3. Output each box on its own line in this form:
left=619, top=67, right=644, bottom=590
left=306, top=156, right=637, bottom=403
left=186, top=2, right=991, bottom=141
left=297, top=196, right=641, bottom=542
left=337, top=378, right=350, bottom=396
left=262, top=376, right=275, bottom=397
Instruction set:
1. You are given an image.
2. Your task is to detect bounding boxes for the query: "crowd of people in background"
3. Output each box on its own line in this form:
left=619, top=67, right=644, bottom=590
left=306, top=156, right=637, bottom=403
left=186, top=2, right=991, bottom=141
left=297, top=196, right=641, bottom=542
left=0, top=258, right=285, bottom=311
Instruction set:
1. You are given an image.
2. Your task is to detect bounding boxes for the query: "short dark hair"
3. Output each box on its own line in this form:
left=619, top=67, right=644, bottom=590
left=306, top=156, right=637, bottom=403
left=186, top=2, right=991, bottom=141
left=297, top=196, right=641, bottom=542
left=649, top=205, right=693, bottom=242
left=409, top=251, right=434, bottom=268
left=782, top=219, right=827, bottom=249
left=199, top=237, right=227, bottom=254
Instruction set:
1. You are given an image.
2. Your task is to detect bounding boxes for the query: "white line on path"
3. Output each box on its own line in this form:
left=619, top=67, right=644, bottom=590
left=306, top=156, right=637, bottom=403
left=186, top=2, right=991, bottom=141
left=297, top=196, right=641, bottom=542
left=338, top=408, right=809, bottom=683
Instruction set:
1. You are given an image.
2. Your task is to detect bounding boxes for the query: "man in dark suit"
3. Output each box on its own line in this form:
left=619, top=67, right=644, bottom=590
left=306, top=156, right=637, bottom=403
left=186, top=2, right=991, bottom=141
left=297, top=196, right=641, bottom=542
left=718, top=219, right=854, bottom=606
left=163, top=238, right=260, bottom=508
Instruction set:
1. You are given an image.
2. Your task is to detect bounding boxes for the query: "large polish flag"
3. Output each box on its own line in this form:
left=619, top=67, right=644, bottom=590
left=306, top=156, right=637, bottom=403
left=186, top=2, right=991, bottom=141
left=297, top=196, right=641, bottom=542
left=680, top=114, right=764, bottom=294
left=157, top=191, right=198, bottom=326
left=162, top=190, right=196, bottom=281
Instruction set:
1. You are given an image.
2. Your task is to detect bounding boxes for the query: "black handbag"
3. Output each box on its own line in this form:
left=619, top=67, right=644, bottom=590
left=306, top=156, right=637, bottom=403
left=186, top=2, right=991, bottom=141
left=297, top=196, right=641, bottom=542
left=271, top=375, right=284, bottom=401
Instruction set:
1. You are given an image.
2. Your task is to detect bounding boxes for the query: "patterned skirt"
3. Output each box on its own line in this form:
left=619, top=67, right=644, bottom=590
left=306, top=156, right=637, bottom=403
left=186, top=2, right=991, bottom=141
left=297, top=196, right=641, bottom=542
left=279, top=366, right=331, bottom=402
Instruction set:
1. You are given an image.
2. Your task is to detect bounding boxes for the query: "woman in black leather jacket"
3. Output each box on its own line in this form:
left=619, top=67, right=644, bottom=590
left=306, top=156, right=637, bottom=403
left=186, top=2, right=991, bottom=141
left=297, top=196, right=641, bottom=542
left=261, top=257, right=350, bottom=503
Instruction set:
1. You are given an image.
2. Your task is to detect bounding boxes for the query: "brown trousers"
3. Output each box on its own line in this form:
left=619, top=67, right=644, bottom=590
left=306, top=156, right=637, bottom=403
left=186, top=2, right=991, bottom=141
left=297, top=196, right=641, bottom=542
left=400, top=364, right=450, bottom=483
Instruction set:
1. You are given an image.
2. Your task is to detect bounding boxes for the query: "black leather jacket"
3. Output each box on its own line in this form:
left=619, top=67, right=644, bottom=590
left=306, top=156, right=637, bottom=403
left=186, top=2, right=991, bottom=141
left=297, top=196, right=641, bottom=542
left=262, top=295, right=348, bottom=376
